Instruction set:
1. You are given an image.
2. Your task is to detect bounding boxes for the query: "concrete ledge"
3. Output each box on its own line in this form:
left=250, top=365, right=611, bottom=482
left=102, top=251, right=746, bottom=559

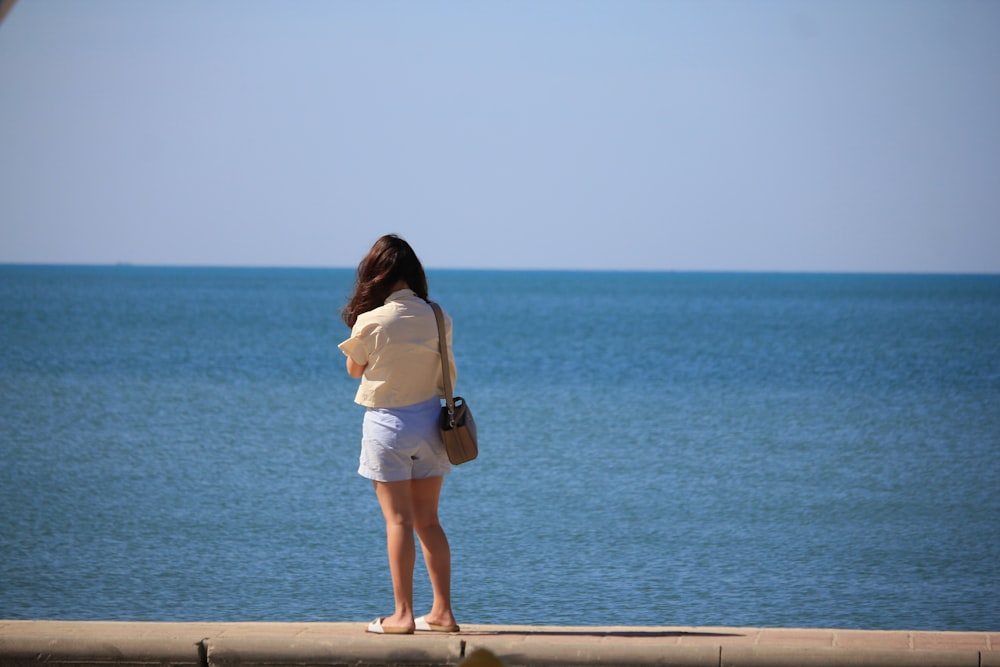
left=205, top=635, right=463, bottom=666
left=0, top=634, right=203, bottom=666
left=719, top=645, right=978, bottom=667
left=467, top=640, right=984, bottom=667
left=464, top=637, right=721, bottom=666
left=1, top=621, right=995, bottom=667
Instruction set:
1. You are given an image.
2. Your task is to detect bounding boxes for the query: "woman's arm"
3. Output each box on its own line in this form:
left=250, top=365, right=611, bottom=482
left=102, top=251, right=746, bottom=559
left=346, top=357, right=367, bottom=378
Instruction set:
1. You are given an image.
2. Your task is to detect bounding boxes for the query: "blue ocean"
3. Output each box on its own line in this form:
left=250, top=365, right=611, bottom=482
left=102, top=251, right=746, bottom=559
left=2, top=266, right=998, bottom=631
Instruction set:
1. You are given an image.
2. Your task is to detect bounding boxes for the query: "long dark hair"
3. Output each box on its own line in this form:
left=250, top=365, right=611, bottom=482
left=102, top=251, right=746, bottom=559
left=342, top=234, right=429, bottom=328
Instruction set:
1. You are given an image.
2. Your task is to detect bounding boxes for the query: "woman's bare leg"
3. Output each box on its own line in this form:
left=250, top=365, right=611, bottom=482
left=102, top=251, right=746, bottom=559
left=412, top=476, right=457, bottom=628
left=372, top=480, right=417, bottom=631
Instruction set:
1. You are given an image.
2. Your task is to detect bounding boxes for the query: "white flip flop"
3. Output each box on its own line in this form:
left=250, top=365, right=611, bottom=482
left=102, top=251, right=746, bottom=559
left=366, top=617, right=414, bottom=635
left=414, top=615, right=460, bottom=633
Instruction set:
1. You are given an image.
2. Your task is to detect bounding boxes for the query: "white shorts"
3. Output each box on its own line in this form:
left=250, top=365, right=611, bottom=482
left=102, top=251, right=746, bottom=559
left=359, top=395, right=452, bottom=482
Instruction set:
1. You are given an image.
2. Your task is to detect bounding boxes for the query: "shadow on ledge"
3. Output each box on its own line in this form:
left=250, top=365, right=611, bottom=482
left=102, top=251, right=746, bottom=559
left=460, top=629, right=745, bottom=638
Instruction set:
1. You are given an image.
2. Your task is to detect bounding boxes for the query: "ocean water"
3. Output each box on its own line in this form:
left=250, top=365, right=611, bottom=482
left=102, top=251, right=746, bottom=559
left=1, top=266, right=998, bottom=631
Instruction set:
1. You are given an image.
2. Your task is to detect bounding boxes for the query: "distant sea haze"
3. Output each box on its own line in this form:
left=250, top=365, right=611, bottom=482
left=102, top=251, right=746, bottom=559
left=2, top=266, right=998, bottom=630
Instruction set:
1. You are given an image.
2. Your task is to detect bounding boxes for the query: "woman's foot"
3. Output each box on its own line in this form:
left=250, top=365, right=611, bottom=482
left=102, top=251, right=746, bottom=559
left=414, top=614, right=460, bottom=633
left=366, top=616, right=415, bottom=635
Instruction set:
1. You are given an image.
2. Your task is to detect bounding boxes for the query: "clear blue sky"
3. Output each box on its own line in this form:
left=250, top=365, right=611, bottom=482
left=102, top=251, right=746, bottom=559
left=1, top=1, right=998, bottom=272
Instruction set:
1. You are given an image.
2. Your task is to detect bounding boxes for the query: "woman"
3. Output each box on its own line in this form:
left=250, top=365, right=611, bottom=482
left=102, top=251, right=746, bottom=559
left=338, top=234, right=460, bottom=635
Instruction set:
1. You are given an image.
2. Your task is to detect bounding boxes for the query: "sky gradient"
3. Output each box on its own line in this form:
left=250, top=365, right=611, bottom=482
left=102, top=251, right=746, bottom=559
left=1, top=1, right=998, bottom=272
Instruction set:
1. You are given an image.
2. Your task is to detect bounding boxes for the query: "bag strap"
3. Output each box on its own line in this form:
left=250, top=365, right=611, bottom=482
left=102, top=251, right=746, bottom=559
left=430, top=302, right=457, bottom=422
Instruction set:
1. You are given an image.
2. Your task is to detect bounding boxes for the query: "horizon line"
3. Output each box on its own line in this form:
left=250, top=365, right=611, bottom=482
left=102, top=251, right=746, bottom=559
left=1, top=261, right=998, bottom=277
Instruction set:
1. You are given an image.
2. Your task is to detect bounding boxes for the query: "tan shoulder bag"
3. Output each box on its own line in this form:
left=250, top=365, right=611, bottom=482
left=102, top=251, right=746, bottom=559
left=430, top=302, right=478, bottom=465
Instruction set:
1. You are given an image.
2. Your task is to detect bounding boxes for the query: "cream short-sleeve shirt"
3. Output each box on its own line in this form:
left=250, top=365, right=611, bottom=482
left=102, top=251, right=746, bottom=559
left=338, top=289, right=456, bottom=408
